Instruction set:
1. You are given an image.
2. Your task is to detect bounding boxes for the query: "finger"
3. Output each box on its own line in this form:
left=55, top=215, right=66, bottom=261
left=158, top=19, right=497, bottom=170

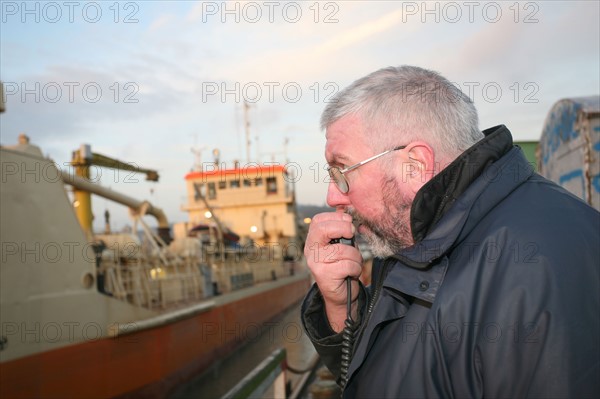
left=320, top=243, right=362, bottom=264
left=308, top=219, right=355, bottom=244
left=305, top=238, right=361, bottom=265
left=330, top=259, right=363, bottom=280
left=311, top=258, right=362, bottom=308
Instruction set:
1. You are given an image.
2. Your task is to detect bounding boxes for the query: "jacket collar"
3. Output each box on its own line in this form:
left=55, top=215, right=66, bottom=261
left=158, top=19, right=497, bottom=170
left=391, top=125, right=534, bottom=272
left=411, top=125, right=514, bottom=243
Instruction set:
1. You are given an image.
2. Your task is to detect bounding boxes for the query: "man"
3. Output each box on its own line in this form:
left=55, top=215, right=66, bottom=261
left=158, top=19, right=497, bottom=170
left=302, top=65, right=599, bottom=398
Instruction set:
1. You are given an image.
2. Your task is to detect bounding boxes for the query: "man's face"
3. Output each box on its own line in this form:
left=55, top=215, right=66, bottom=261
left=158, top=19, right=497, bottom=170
left=325, top=114, right=415, bottom=257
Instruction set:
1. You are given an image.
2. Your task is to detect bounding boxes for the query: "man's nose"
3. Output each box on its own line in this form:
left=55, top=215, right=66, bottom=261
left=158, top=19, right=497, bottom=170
left=326, top=181, right=351, bottom=208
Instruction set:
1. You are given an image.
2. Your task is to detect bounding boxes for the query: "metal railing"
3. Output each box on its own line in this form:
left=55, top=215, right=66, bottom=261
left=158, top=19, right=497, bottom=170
left=98, top=241, right=299, bottom=310
left=221, top=348, right=287, bottom=399
left=220, top=348, right=320, bottom=399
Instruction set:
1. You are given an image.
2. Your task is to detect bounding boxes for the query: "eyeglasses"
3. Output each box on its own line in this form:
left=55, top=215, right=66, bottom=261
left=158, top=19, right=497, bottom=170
left=327, top=145, right=407, bottom=194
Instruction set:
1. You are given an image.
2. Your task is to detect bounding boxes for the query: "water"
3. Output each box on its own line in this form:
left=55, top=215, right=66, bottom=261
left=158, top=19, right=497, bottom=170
left=170, top=300, right=316, bottom=398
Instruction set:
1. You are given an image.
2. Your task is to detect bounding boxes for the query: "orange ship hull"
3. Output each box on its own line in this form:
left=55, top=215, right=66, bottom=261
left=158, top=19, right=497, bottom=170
left=0, top=276, right=311, bottom=399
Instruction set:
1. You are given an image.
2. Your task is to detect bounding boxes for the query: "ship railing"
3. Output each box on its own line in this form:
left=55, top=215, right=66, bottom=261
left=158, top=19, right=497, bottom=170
left=98, top=224, right=302, bottom=309
left=221, top=348, right=319, bottom=399
left=100, top=247, right=206, bottom=310
left=209, top=251, right=296, bottom=294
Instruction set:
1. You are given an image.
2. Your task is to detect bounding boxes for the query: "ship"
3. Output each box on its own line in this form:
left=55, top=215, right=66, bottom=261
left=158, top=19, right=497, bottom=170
left=0, top=131, right=311, bottom=398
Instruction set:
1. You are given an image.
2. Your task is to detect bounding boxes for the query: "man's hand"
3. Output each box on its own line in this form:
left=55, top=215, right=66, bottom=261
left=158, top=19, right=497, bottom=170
left=304, top=211, right=363, bottom=332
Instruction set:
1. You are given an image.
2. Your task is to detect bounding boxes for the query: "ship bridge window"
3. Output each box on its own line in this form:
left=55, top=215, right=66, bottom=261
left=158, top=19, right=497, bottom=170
left=255, top=178, right=263, bottom=186
left=230, top=179, right=240, bottom=188
left=243, top=179, right=252, bottom=187
left=218, top=181, right=226, bottom=190
left=208, top=182, right=217, bottom=199
left=266, top=177, right=277, bottom=194
left=194, top=182, right=206, bottom=201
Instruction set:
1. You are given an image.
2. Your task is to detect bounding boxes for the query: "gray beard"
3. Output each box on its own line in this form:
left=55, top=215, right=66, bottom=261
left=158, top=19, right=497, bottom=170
left=349, top=177, right=413, bottom=258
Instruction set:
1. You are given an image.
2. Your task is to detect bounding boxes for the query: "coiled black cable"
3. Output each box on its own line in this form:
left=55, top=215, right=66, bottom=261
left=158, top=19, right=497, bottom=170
left=339, top=276, right=357, bottom=390
left=329, top=237, right=357, bottom=392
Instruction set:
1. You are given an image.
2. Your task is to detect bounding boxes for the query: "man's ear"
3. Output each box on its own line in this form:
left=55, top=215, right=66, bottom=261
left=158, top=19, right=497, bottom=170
left=402, top=141, right=436, bottom=194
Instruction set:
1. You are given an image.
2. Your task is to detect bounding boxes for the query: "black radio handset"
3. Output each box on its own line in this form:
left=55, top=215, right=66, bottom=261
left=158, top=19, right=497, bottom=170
left=329, top=236, right=357, bottom=390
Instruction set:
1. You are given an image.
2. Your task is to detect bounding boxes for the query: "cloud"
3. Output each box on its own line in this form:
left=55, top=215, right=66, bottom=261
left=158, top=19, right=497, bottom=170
left=149, top=13, right=175, bottom=32
left=178, top=3, right=422, bottom=84
left=317, top=9, right=408, bottom=54
left=441, top=1, right=599, bottom=80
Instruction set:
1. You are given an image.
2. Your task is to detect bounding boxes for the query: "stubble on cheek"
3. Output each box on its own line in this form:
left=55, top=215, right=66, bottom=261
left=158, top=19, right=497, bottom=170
left=346, top=178, right=414, bottom=258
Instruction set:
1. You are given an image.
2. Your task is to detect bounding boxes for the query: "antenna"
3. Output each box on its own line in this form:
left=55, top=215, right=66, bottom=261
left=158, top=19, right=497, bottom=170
left=191, top=134, right=207, bottom=172
left=256, top=134, right=261, bottom=163
left=244, top=101, right=251, bottom=163
left=212, top=148, right=220, bottom=165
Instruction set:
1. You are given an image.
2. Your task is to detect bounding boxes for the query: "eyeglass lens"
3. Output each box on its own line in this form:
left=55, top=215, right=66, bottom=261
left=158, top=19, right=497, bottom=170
left=329, top=167, right=349, bottom=193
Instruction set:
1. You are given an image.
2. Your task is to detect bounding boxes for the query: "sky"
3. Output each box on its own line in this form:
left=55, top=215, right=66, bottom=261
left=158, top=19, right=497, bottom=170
left=1, top=0, right=599, bottom=231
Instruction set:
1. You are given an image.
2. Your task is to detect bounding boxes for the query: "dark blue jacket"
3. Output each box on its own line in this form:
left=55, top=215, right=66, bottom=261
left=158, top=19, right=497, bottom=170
left=302, top=125, right=600, bottom=398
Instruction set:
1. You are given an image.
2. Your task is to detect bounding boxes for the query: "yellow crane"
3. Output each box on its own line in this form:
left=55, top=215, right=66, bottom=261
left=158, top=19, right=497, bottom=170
left=70, top=144, right=160, bottom=238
